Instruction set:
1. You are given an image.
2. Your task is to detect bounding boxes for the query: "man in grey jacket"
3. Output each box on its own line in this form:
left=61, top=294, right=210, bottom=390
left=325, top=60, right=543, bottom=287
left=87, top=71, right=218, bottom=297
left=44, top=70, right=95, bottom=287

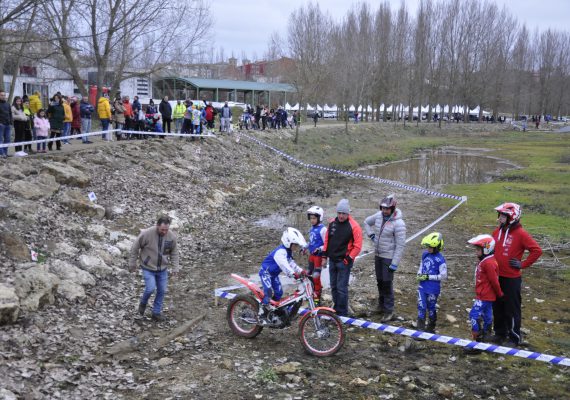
left=129, top=216, right=179, bottom=321
left=363, top=195, right=406, bottom=322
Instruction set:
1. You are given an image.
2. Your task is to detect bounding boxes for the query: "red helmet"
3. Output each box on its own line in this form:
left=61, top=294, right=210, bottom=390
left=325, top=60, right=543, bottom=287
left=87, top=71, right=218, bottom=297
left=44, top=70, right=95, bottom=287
left=494, top=202, right=521, bottom=225
left=467, top=234, right=495, bottom=255
left=380, top=195, right=397, bottom=209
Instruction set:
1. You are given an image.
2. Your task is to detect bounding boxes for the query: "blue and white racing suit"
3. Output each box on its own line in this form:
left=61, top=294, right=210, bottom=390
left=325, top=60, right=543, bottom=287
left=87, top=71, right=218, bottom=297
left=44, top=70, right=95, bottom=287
left=259, top=244, right=303, bottom=304
left=417, top=251, right=447, bottom=321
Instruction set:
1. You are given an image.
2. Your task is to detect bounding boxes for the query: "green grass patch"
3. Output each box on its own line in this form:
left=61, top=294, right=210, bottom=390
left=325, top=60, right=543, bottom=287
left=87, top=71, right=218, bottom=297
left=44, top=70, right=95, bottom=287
left=263, top=123, right=569, bottom=241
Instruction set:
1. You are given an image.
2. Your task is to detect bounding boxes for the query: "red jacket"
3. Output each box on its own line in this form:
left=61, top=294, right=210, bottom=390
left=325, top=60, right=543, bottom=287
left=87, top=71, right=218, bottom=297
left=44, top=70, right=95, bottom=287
left=323, top=215, right=363, bottom=262
left=492, top=223, right=542, bottom=278
left=475, top=255, right=503, bottom=301
left=71, top=102, right=81, bottom=129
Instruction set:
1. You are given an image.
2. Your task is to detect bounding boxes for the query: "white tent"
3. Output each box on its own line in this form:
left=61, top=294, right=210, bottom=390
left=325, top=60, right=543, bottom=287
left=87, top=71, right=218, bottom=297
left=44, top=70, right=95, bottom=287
left=306, top=103, right=314, bottom=111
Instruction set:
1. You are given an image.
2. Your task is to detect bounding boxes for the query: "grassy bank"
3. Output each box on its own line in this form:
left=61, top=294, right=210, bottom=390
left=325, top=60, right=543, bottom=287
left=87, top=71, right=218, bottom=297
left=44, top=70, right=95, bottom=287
left=263, top=122, right=569, bottom=242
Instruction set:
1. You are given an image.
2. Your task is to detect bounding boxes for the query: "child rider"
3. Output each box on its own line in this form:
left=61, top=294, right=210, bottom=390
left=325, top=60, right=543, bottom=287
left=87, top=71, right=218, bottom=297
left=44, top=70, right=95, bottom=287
left=416, top=232, right=447, bottom=333
left=258, top=227, right=308, bottom=323
left=306, top=206, right=327, bottom=305
left=465, top=234, right=503, bottom=353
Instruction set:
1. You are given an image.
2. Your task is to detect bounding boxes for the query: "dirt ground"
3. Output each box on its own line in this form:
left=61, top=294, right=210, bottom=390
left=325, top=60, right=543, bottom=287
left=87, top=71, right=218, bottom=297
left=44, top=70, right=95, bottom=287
left=0, top=126, right=568, bottom=399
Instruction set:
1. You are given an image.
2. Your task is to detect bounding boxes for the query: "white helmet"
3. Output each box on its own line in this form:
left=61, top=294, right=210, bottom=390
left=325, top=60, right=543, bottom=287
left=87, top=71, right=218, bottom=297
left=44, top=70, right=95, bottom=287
left=306, top=206, right=324, bottom=223
left=281, top=227, right=307, bottom=249
left=467, top=234, right=495, bottom=255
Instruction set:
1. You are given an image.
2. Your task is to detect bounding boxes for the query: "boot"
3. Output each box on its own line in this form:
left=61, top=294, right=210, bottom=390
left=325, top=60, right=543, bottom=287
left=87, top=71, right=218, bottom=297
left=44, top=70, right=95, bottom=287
left=464, top=331, right=483, bottom=355
left=426, top=318, right=436, bottom=333
left=416, top=318, right=426, bottom=331
left=138, top=303, right=147, bottom=316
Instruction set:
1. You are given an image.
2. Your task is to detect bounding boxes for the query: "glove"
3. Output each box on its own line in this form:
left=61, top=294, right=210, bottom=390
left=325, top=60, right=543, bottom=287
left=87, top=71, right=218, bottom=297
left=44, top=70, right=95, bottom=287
left=343, top=255, right=353, bottom=266
left=294, top=269, right=307, bottom=280
left=312, top=248, right=322, bottom=256
left=509, top=258, right=522, bottom=269
left=368, top=233, right=376, bottom=241
left=416, top=274, right=429, bottom=282
left=312, top=269, right=321, bottom=280
left=299, top=247, right=308, bottom=256
left=389, top=264, right=398, bottom=272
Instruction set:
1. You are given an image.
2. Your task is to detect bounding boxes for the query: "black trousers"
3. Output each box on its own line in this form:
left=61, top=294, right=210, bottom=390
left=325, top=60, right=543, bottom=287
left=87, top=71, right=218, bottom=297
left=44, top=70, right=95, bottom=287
left=163, top=118, right=171, bottom=133
left=47, top=129, right=61, bottom=150
left=375, top=256, right=394, bottom=313
left=14, top=120, right=27, bottom=152
left=493, top=276, right=522, bottom=343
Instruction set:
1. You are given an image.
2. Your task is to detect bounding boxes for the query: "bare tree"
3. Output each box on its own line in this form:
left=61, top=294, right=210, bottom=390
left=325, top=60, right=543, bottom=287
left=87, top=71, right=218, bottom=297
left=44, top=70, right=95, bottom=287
left=40, top=0, right=211, bottom=100
left=285, top=2, right=332, bottom=143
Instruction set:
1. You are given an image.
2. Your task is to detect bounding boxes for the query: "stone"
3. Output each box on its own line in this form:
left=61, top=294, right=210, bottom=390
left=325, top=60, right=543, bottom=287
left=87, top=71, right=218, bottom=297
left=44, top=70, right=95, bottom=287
left=78, top=255, right=114, bottom=277
left=9, top=173, right=60, bottom=200
left=349, top=378, right=369, bottom=387
left=0, top=388, right=17, bottom=400
left=52, top=242, right=80, bottom=257
left=0, top=283, right=20, bottom=325
left=41, top=162, right=90, bottom=187
left=419, top=365, right=433, bottom=372
left=115, top=239, right=134, bottom=253
left=0, top=231, right=30, bottom=261
left=437, top=383, right=454, bottom=398
left=446, top=314, right=457, bottom=323
left=273, top=362, right=301, bottom=374
left=60, top=189, right=105, bottom=219
left=87, top=224, right=107, bottom=238
left=48, top=260, right=96, bottom=286
left=14, top=266, right=60, bottom=312
left=156, top=357, right=174, bottom=367
left=57, top=280, right=86, bottom=301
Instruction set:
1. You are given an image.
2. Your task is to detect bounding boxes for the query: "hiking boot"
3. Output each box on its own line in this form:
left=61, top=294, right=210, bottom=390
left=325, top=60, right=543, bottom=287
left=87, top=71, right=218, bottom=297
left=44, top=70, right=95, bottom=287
left=489, top=334, right=507, bottom=345
left=138, top=303, right=146, bottom=316
left=151, top=313, right=166, bottom=322
left=381, top=313, right=394, bottom=323
left=373, top=304, right=385, bottom=315
left=426, top=318, right=437, bottom=333
left=416, top=318, right=426, bottom=331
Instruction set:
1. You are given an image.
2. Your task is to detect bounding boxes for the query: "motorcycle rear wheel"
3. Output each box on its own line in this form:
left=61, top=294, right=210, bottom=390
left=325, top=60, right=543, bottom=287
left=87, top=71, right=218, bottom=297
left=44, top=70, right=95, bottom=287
left=298, top=309, right=345, bottom=357
left=227, top=294, right=263, bottom=338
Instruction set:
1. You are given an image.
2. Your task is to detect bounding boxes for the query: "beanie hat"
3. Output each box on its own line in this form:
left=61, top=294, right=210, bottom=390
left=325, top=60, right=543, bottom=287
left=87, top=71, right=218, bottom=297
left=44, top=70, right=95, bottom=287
left=336, top=199, right=350, bottom=214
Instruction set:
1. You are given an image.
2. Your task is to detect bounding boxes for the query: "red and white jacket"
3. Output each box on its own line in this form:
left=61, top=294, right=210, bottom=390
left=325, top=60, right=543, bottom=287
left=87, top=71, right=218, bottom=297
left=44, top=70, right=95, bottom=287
left=492, top=223, right=542, bottom=278
left=474, top=254, right=503, bottom=301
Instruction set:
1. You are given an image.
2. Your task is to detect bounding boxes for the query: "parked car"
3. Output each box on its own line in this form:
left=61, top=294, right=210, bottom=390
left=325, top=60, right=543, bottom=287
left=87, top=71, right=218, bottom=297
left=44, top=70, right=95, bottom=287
left=323, top=111, right=337, bottom=119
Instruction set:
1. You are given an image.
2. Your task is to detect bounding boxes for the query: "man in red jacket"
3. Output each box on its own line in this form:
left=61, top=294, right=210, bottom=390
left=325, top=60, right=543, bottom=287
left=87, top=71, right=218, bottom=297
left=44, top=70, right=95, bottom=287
left=491, top=202, right=542, bottom=346
left=321, top=199, right=363, bottom=317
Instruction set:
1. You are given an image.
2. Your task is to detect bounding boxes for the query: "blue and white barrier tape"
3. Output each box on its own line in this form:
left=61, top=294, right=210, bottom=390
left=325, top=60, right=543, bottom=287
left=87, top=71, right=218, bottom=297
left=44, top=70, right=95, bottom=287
left=237, top=132, right=463, bottom=201
left=215, top=289, right=570, bottom=366
left=0, top=129, right=216, bottom=149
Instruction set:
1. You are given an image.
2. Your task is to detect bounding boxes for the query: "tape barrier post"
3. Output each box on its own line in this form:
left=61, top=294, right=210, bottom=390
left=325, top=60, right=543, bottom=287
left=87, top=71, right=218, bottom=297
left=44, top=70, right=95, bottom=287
left=214, top=289, right=570, bottom=367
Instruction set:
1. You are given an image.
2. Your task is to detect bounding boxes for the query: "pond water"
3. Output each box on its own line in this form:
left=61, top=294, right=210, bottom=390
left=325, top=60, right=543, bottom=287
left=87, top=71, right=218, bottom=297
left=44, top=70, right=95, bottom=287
left=361, top=149, right=517, bottom=189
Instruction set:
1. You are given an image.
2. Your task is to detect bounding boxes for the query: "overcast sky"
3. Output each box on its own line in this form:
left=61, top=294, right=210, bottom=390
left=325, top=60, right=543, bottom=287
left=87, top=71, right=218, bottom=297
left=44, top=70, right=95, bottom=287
left=209, top=0, right=569, bottom=62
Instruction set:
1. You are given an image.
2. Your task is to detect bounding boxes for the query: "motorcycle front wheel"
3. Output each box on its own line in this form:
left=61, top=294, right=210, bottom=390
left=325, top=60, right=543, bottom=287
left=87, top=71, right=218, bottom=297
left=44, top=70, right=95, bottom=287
left=227, top=294, right=263, bottom=338
left=298, top=310, right=345, bottom=357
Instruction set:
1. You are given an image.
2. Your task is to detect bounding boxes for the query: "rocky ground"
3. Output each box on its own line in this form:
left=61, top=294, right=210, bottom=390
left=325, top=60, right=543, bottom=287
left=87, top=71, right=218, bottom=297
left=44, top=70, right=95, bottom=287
left=0, top=129, right=568, bottom=399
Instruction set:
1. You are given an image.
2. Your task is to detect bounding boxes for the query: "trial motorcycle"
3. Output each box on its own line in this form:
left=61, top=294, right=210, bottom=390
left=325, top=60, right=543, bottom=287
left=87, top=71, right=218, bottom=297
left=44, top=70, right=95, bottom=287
left=226, top=273, right=345, bottom=357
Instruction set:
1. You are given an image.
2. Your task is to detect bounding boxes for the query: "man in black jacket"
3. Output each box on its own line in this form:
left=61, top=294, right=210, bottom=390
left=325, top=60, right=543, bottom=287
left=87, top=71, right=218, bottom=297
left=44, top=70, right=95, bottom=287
left=159, top=96, right=172, bottom=133
left=0, top=91, right=13, bottom=158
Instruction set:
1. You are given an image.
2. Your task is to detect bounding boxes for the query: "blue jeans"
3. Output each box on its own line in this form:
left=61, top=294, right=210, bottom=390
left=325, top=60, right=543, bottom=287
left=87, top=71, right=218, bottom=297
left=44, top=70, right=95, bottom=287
left=140, top=269, right=168, bottom=315
left=62, top=122, right=71, bottom=143
left=417, top=287, right=438, bottom=321
left=329, top=259, right=352, bottom=316
left=81, top=118, right=91, bottom=142
left=0, top=123, right=10, bottom=156
left=100, top=118, right=110, bottom=139
left=470, top=299, right=493, bottom=334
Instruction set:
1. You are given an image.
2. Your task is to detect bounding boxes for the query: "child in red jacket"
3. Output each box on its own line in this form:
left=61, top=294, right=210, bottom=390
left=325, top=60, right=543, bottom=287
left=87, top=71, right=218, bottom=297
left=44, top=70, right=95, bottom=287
left=466, top=234, right=503, bottom=351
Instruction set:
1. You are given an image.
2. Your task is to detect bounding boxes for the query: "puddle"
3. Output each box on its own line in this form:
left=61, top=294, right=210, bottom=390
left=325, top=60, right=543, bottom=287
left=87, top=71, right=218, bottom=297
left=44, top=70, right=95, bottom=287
left=361, top=149, right=518, bottom=188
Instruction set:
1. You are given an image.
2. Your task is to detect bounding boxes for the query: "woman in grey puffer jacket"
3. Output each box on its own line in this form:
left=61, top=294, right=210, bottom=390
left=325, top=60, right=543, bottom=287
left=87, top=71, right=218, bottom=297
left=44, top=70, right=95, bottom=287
left=363, top=195, right=406, bottom=322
